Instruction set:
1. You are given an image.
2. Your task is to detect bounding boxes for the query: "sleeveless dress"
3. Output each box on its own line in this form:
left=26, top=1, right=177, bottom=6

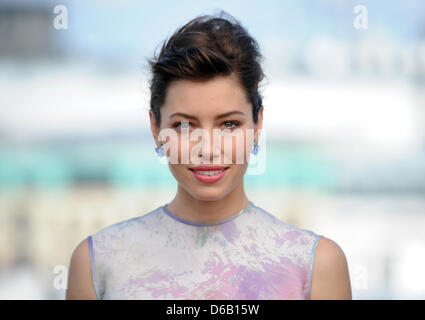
left=88, top=201, right=323, bottom=300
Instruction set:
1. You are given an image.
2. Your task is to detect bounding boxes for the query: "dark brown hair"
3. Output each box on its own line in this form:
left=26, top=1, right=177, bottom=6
left=147, top=11, right=266, bottom=128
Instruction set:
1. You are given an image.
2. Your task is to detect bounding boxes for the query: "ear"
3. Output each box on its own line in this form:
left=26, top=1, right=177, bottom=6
left=254, top=106, right=264, bottom=143
left=149, top=109, right=160, bottom=146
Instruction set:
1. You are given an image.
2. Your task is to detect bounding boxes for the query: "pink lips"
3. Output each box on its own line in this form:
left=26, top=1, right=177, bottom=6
left=189, top=166, right=230, bottom=184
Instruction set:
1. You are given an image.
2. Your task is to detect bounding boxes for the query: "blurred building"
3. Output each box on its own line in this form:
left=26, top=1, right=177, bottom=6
left=0, top=1, right=64, bottom=60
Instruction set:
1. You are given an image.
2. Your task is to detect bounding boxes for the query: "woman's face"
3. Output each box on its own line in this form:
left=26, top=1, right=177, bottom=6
left=149, top=73, right=263, bottom=201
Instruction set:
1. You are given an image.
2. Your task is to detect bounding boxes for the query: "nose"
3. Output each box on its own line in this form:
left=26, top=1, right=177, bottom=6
left=196, top=127, right=221, bottom=163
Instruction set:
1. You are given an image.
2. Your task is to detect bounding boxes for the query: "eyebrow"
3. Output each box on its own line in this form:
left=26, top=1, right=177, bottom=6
left=169, top=110, right=247, bottom=120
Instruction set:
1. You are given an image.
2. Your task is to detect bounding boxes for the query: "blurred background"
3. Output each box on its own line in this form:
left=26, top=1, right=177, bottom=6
left=0, top=0, right=424, bottom=299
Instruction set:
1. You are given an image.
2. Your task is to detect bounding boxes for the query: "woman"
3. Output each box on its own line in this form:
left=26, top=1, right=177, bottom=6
left=66, top=11, right=351, bottom=300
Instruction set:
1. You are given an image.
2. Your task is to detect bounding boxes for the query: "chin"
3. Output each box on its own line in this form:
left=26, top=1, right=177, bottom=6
left=186, top=186, right=230, bottom=202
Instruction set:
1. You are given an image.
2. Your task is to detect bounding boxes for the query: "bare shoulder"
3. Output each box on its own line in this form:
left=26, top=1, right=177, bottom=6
left=310, top=236, right=352, bottom=300
left=65, top=237, right=97, bottom=300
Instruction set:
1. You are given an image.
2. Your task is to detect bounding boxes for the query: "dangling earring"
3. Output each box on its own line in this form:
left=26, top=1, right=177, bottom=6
left=252, top=140, right=259, bottom=155
left=155, top=143, right=165, bottom=157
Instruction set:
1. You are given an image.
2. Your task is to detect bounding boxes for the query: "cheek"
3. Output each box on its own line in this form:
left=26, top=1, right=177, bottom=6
left=168, top=163, right=188, bottom=183
left=162, top=133, right=182, bottom=164
left=225, top=128, right=253, bottom=164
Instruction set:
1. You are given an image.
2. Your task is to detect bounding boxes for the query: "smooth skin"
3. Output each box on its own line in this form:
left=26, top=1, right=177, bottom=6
left=66, top=238, right=97, bottom=300
left=66, top=73, right=352, bottom=300
left=310, top=237, right=352, bottom=299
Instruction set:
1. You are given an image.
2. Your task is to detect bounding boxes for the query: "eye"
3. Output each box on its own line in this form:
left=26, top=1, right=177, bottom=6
left=222, top=120, right=240, bottom=129
left=173, top=121, right=192, bottom=129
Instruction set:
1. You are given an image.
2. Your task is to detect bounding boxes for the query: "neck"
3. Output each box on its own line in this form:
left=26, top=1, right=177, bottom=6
left=166, top=182, right=250, bottom=223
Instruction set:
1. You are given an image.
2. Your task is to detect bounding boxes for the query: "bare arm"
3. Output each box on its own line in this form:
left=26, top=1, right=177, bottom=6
left=66, top=237, right=98, bottom=300
left=310, top=237, right=352, bottom=300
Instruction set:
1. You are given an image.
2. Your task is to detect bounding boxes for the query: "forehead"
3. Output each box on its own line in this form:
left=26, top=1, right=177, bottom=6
left=162, top=73, right=251, bottom=117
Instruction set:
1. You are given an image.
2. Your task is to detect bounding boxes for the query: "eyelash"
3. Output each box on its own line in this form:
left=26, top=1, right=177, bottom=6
left=173, top=120, right=240, bottom=129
